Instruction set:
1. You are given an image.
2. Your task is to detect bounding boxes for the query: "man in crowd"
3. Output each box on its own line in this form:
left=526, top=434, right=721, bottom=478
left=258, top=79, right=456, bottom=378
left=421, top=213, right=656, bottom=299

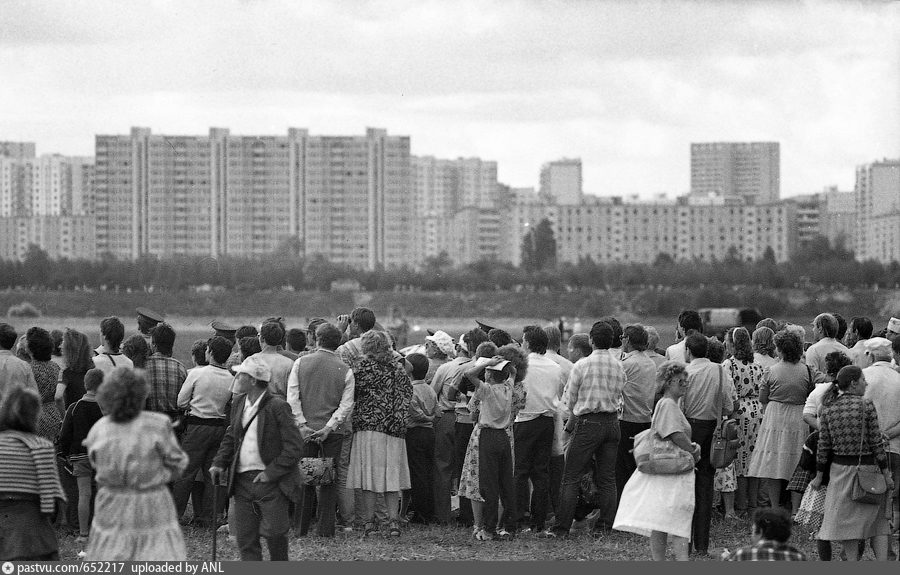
left=256, top=321, right=294, bottom=399
left=144, top=322, right=188, bottom=421
left=280, top=327, right=307, bottom=361
left=615, top=324, right=658, bottom=499
left=336, top=308, right=377, bottom=364
left=725, top=508, right=807, bottom=561
left=135, top=307, right=164, bottom=345
left=288, top=323, right=354, bottom=537
left=514, top=325, right=566, bottom=535
left=805, top=313, right=849, bottom=373
left=666, top=310, right=703, bottom=362
left=227, top=325, right=259, bottom=371
left=566, top=333, right=592, bottom=365
left=211, top=356, right=303, bottom=561
left=544, top=325, right=574, bottom=382
left=553, top=322, right=626, bottom=537
left=684, top=333, right=736, bottom=556
left=0, top=323, right=37, bottom=400
left=845, top=316, right=875, bottom=369
left=93, top=316, right=133, bottom=375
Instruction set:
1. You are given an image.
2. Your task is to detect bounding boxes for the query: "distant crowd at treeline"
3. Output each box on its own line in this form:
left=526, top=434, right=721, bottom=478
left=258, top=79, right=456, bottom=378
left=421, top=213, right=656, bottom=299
left=4, top=239, right=900, bottom=295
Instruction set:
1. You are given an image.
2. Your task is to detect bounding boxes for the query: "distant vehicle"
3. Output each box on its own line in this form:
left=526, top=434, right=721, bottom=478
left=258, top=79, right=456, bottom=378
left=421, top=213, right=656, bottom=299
left=699, top=308, right=763, bottom=340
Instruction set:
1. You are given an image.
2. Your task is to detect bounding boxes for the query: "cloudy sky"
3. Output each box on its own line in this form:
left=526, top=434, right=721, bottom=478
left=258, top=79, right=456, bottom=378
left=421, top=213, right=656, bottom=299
left=1, top=0, right=897, bottom=198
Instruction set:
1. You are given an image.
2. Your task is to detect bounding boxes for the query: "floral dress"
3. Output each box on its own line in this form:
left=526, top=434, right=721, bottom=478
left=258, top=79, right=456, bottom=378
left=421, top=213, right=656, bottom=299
left=724, top=358, right=766, bottom=477
left=458, top=377, right=526, bottom=502
left=32, top=360, right=62, bottom=441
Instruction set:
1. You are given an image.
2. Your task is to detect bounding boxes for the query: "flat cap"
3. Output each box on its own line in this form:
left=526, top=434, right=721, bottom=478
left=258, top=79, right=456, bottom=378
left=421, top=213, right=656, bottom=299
left=135, top=307, right=164, bottom=323
left=210, top=320, right=237, bottom=334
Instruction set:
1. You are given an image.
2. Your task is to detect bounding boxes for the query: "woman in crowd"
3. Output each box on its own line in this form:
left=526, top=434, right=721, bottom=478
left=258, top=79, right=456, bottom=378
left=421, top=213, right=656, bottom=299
left=346, top=330, right=413, bottom=537
left=56, top=329, right=94, bottom=410
left=121, top=334, right=150, bottom=369
left=0, top=387, right=66, bottom=561
left=811, top=365, right=892, bottom=561
left=50, top=329, right=65, bottom=369
left=709, top=337, right=738, bottom=519
left=748, top=330, right=823, bottom=514
left=613, top=361, right=701, bottom=561
left=722, top=327, right=767, bottom=516
left=25, top=327, right=63, bottom=441
left=752, top=327, right=777, bottom=369
left=83, top=367, right=188, bottom=560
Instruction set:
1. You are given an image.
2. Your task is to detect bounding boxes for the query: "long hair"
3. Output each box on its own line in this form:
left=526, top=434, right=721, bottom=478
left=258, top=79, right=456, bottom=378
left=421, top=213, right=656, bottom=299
left=731, top=327, right=754, bottom=363
left=63, top=329, right=94, bottom=372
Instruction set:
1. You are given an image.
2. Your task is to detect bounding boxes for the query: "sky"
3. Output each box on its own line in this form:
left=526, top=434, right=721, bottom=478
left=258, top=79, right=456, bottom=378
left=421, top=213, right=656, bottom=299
left=1, top=0, right=898, bottom=198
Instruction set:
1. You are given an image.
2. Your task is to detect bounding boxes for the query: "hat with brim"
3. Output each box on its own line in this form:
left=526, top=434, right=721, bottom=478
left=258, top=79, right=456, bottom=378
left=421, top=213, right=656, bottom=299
left=888, top=317, right=900, bottom=335
left=425, top=330, right=456, bottom=357
left=476, top=320, right=496, bottom=333
left=864, top=337, right=893, bottom=356
left=210, top=320, right=238, bottom=338
left=136, top=307, right=164, bottom=324
left=307, top=317, right=328, bottom=333
left=232, top=355, right=271, bottom=383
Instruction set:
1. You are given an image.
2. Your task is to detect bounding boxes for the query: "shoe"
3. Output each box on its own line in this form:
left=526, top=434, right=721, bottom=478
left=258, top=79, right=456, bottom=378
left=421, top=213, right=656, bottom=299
left=363, top=522, right=379, bottom=537
left=535, top=529, right=557, bottom=538
left=388, top=520, right=401, bottom=537
left=75, top=535, right=89, bottom=544
left=518, top=527, right=532, bottom=535
left=474, top=528, right=493, bottom=541
left=495, top=529, right=513, bottom=541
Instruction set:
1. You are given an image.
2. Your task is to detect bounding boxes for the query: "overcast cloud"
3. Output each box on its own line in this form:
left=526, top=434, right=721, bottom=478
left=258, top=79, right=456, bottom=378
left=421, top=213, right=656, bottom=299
left=0, top=0, right=897, bottom=197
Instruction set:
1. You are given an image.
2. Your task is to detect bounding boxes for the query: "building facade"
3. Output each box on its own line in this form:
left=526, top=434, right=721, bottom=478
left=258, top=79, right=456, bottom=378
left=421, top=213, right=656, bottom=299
left=540, top=158, right=582, bottom=205
left=690, top=142, right=780, bottom=204
left=855, top=159, right=900, bottom=263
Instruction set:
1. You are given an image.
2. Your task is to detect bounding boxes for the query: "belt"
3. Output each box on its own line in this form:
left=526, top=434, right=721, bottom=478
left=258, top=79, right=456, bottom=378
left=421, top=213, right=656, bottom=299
left=833, top=454, right=879, bottom=466
left=686, top=417, right=717, bottom=424
left=443, top=409, right=456, bottom=413
left=186, top=415, right=227, bottom=427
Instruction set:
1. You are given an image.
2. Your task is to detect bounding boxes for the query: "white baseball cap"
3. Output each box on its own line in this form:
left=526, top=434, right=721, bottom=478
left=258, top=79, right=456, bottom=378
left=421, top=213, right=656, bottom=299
left=232, top=355, right=271, bottom=382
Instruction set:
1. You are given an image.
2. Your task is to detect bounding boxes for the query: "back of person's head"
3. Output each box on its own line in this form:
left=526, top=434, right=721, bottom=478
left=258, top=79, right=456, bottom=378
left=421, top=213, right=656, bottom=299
left=98, top=367, right=149, bottom=423
left=834, top=313, right=847, bottom=341
left=835, top=365, right=863, bottom=391
left=0, top=323, right=17, bottom=351
left=589, top=322, right=614, bottom=350
left=406, top=353, right=429, bottom=380
left=239, top=336, right=261, bottom=360
left=50, top=329, right=63, bottom=356
left=122, top=334, right=150, bottom=368
left=752, top=327, right=775, bottom=357
left=623, top=324, right=648, bottom=352
left=569, top=333, right=592, bottom=358
left=207, top=336, right=233, bottom=365
left=260, top=321, right=285, bottom=347
left=0, top=386, right=41, bottom=433
left=824, top=350, right=852, bottom=380
left=235, top=325, right=258, bottom=341
left=465, top=328, right=489, bottom=355
left=361, top=330, right=393, bottom=362
left=544, top=325, right=562, bottom=352
left=523, top=325, right=549, bottom=355
left=707, top=337, right=725, bottom=363
left=731, top=327, right=754, bottom=362
left=475, top=341, right=498, bottom=358
left=262, top=317, right=286, bottom=343
left=751, top=508, right=792, bottom=543
left=598, top=316, right=623, bottom=347
left=286, top=328, right=307, bottom=352
left=100, top=316, right=125, bottom=351
left=351, top=307, right=376, bottom=333
left=685, top=333, right=708, bottom=359
left=497, top=344, right=528, bottom=383
left=850, top=316, right=874, bottom=340
left=63, top=329, right=94, bottom=372
left=315, top=323, right=342, bottom=351
left=678, top=310, right=703, bottom=334
left=773, top=330, right=803, bottom=363
left=26, top=327, right=53, bottom=362
left=83, top=368, right=104, bottom=393
left=488, top=328, right=513, bottom=348
left=756, top=318, right=778, bottom=332
left=151, top=322, right=176, bottom=356
left=814, top=313, right=839, bottom=339
left=645, top=326, right=661, bottom=351
left=191, top=339, right=209, bottom=366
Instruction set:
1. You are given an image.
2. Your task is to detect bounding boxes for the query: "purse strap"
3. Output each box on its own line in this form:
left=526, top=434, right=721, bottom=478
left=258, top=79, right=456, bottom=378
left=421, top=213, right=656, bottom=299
left=858, top=397, right=866, bottom=468
left=714, top=365, right=725, bottom=434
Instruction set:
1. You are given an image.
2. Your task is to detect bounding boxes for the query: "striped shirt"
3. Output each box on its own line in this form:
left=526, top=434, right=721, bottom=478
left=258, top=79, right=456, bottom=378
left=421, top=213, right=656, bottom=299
left=0, top=430, right=66, bottom=513
left=565, top=349, right=626, bottom=416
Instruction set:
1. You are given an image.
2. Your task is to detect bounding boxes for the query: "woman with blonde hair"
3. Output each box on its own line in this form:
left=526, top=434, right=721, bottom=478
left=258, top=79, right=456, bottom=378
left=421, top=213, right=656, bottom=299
left=346, top=330, right=413, bottom=536
left=83, top=367, right=188, bottom=560
left=752, top=327, right=777, bottom=369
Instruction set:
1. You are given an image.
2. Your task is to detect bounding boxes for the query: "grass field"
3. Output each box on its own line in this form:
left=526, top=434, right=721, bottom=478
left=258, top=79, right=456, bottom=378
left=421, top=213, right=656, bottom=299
left=53, top=513, right=842, bottom=561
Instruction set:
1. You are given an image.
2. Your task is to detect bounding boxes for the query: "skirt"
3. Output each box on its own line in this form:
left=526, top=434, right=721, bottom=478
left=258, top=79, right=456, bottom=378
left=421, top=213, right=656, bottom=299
left=346, top=430, right=411, bottom=492
left=84, top=485, right=186, bottom=561
left=0, top=497, right=59, bottom=561
left=786, top=466, right=814, bottom=494
left=746, top=402, right=807, bottom=481
left=613, top=469, right=695, bottom=540
left=817, top=463, right=890, bottom=541
left=458, top=426, right=484, bottom=502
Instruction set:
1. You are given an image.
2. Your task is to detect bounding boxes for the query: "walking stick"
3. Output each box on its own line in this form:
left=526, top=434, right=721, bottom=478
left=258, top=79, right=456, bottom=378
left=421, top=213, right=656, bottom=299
left=211, top=473, right=219, bottom=561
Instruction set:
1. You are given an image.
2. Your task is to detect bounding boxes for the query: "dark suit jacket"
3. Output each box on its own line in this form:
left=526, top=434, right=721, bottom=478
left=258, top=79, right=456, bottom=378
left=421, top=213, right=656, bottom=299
left=213, top=390, right=303, bottom=501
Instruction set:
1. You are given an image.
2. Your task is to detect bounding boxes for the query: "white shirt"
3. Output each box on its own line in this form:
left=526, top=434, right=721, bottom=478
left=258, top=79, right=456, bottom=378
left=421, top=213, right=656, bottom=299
left=545, top=350, right=574, bottom=383
left=848, top=340, right=874, bottom=370
left=177, top=364, right=233, bottom=419
left=864, top=361, right=900, bottom=454
left=237, top=391, right=267, bottom=473
left=665, top=340, right=687, bottom=363
left=92, top=346, right=134, bottom=375
left=803, top=381, right=833, bottom=418
left=804, top=338, right=849, bottom=374
left=515, top=353, right=566, bottom=423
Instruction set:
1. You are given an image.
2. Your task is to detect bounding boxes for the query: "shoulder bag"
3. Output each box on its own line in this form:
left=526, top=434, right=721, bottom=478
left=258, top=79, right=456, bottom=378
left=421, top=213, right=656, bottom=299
left=632, top=427, right=695, bottom=475
left=850, top=400, right=887, bottom=505
left=710, top=365, right=740, bottom=469
left=298, top=442, right=335, bottom=486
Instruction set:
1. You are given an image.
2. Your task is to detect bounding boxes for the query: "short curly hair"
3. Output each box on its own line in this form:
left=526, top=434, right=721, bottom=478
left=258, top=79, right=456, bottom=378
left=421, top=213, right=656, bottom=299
left=497, top=344, right=528, bottom=383
left=122, top=334, right=150, bottom=369
left=824, top=350, right=852, bottom=379
left=26, top=327, right=54, bottom=362
left=97, top=367, right=149, bottom=423
left=0, top=386, right=41, bottom=433
left=774, top=330, right=803, bottom=363
left=361, top=330, right=394, bottom=363
left=657, top=360, right=688, bottom=389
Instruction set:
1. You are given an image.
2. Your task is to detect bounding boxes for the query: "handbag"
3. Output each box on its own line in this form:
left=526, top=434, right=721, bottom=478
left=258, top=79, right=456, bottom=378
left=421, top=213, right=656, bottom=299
left=298, top=444, right=335, bottom=486
left=710, top=366, right=740, bottom=469
left=850, top=402, right=887, bottom=505
left=632, top=427, right=695, bottom=475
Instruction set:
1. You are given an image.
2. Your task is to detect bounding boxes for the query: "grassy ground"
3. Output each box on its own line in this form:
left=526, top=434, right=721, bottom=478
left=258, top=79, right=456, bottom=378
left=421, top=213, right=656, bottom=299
left=54, top=512, right=842, bottom=561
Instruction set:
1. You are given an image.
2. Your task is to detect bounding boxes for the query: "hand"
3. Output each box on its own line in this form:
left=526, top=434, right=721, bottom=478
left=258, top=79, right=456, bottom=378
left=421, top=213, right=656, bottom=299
left=336, top=314, right=351, bottom=333
left=299, top=425, right=315, bottom=441
left=809, top=473, right=823, bottom=490
left=309, top=425, right=333, bottom=443
left=209, top=466, right=224, bottom=484
left=884, top=472, right=894, bottom=492
left=690, top=442, right=701, bottom=463
left=253, top=471, right=271, bottom=483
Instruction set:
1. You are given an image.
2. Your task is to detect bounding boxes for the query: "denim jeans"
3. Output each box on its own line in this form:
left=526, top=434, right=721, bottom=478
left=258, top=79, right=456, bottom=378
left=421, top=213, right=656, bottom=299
left=554, top=412, right=620, bottom=534
left=688, top=418, right=717, bottom=553
left=513, top=416, right=554, bottom=530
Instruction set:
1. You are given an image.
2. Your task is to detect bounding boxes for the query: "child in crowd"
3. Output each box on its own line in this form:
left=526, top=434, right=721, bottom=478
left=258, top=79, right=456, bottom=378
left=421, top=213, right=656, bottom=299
left=58, top=367, right=105, bottom=543
left=401, top=353, right=438, bottom=523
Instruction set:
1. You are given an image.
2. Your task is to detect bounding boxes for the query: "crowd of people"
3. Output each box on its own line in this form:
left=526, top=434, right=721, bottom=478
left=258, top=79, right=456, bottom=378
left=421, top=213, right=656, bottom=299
left=2, top=306, right=900, bottom=561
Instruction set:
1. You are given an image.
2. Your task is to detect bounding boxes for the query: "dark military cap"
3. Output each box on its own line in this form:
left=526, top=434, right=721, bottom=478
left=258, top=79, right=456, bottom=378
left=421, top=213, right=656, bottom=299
left=135, top=307, right=165, bottom=324
left=476, top=320, right=497, bottom=333
left=210, top=320, right=238, bottom=337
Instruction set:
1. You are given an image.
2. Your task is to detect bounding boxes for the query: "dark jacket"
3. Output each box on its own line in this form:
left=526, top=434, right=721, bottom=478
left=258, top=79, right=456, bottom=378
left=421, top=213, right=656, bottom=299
left=213, top=391, right=303, bottom=501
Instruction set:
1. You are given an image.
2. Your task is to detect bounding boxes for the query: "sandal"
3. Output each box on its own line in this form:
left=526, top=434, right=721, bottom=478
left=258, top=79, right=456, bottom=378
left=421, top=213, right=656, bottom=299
left=474, top=528, right=493, bottom=541
left=388, top=520, right=401, bottom=537
left=363, top=522, right=379, bottom=537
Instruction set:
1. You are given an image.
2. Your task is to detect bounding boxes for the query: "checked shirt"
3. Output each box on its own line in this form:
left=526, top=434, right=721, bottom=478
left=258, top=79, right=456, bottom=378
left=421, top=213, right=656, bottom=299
left=565, top=349, right=626, bottom=416
left=144, top=352, right=188, bottom=414
left=727, top=540, right=807, bottom=561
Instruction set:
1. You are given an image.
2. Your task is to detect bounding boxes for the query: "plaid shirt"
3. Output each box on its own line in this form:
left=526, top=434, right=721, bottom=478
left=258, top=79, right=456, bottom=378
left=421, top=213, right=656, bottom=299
left=144, top=353, right=188, bottom=414
left=726, top=540, right=807, bottom=561
left=565, top=349, right=626, bottom=416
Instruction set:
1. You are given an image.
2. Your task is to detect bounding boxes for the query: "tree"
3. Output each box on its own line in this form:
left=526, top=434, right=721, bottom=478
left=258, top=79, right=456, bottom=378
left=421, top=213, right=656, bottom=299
left=520, top=218, right=557, bottom=272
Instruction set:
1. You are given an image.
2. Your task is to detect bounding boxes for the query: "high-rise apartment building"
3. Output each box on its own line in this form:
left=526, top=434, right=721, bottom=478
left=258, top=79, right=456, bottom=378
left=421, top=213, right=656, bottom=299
left=0, top=216, right=96, bottom=261
left=855, top=159, right=900, bottom=263
left=0, top=142, right=36, bottom=159
left=94, top=127, right=412, bottom=269
left=690, top=142, right=780, bottom=204
left=540, top=158, right=582, bottom=205
left=0, top=155, right=94, bottom=218
left=788, top=187, right=855, bottom=252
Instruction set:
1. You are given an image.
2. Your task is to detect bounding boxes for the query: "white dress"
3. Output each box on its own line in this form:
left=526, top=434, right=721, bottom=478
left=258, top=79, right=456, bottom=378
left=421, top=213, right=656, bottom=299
left=613, top=397, right=696, bottom=539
